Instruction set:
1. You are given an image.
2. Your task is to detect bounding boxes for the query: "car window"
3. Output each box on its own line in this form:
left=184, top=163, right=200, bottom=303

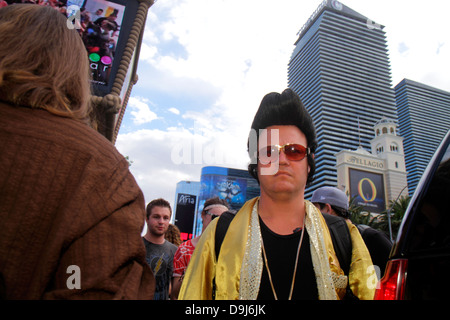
left=409, top=140, right=450, bottom=252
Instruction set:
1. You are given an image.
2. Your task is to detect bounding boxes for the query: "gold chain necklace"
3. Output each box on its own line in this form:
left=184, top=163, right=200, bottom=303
left=260, top=220, right=305, bottom=300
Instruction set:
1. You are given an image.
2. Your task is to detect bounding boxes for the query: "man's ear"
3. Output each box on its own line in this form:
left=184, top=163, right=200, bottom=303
left=325, top=203, right=333, bottom=215
left=308, top=153, right=315, bottom=173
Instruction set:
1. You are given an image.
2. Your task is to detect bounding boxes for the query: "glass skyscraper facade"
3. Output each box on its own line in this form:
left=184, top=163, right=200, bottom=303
left=395, top=79, right=450, bottom=195
left=288, top=0, right=398, bottom=198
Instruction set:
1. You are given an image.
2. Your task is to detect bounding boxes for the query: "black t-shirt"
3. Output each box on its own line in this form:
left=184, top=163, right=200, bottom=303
left=143, top=238, right=177, bottom=300
left=257, top=217, right=318, bottom=300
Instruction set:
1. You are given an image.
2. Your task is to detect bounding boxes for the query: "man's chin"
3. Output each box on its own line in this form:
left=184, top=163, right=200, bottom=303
left=151, top=229, right=166, bottom=237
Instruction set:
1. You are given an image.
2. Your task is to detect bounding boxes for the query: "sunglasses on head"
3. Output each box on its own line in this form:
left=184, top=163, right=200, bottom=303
left=259, top=143, right=310, bottom=163
left=204, top=210, right=219, bottom=220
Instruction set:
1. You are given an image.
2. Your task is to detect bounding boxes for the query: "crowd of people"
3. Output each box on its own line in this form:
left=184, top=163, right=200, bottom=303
left=0, top=4, right=392, bottom=300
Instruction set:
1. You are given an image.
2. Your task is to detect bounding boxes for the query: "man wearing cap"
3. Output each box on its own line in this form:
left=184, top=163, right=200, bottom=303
left=311, top=186, right=392, bottom=277
left=179, top=89, right=375, bottom=300
left=311, top=186, right=351, bottom=219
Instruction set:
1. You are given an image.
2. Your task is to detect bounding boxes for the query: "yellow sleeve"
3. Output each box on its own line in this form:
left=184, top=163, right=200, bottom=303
left=179, top=198, right=257, bottom=300
left=178, top=218, right=218, bottom=300
left=347, top=222, right=376, bottom=300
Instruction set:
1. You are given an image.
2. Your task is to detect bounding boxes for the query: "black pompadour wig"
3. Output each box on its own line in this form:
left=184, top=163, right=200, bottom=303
left=247, top=88, right=317, bottom=185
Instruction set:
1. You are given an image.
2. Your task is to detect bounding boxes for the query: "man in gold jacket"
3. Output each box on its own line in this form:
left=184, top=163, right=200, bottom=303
left=179, top=89, right=375, bottom=300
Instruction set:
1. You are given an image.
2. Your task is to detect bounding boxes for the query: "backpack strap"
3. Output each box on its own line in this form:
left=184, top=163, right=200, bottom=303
left=212, top=210, right=236, bottom=299
left=322, top=213, right=359, bottom=300
left=214, top=210, right=236, bottom=260
left=322, top=213, right=352, bottom=275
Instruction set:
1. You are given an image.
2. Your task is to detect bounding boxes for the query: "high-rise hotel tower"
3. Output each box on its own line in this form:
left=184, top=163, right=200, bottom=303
left=395, top=79, right=450, bottom=195
left=288, top=0, right=398, bottom=197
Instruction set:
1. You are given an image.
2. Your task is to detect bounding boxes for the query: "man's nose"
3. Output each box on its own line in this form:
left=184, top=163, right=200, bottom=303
left=278, top=148, right=290, bottom=163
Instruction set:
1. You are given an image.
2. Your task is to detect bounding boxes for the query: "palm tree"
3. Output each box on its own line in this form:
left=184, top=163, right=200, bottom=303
left=348, top=195, right=411, bottom=238
left=349, top=196, right=376, bottom=227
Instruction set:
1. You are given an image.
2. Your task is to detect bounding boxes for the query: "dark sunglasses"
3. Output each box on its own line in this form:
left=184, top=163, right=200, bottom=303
left=259, top=143, right=310, bottom=163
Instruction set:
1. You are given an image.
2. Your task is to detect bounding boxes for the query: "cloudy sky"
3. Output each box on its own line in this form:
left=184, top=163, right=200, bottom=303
left=115, top=0, right=450, bottom=208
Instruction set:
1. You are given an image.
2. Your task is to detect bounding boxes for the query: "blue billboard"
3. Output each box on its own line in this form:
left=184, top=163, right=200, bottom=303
left=193, top=166, right=260, bottom=236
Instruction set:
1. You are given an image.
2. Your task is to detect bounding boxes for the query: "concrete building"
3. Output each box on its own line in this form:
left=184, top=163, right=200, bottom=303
left=336, top=118, right=408, bottom=213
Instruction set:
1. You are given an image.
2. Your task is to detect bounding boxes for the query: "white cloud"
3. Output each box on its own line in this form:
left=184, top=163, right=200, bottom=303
left=141, top=1, right=315, bottom=97
left=168, top=107, right=180, bottom=115
left=139, top=42, right=158, bottom=63
left=128, top=96, right=158, bottom=125
left=116, top=128, right=197, bottom=207
left=116, top=126, right=249, bottom=208
left=355, top=0, right=450, bottom=90
left=398, top=42, right=410, bottom=56
left=142, top=11, right=160, bottom=45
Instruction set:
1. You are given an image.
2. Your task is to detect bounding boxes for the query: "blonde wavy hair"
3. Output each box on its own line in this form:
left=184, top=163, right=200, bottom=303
left=0, top=4, right=91, bottom=121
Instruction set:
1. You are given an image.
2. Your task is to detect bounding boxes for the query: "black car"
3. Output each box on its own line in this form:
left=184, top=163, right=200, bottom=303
left=375, top=130, right=450, bottom=300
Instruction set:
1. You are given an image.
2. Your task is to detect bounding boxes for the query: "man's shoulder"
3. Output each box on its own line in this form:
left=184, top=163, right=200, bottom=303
left=165, top=240, right=178, bottom=253
left=0, top=103, right=121, bottom=163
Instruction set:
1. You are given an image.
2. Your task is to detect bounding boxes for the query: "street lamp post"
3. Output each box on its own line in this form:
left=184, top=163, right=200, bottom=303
left=387, top=185, right=408, bottom=242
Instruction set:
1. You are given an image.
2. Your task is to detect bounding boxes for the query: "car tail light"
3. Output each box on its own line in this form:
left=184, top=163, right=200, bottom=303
left=374, top=259, right=408, bottom=300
